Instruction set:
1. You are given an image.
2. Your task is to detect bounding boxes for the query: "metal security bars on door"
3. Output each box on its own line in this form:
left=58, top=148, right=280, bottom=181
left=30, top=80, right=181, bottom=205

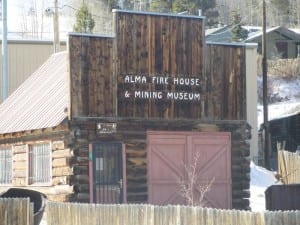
left=89, top=142, right=125, bottom=204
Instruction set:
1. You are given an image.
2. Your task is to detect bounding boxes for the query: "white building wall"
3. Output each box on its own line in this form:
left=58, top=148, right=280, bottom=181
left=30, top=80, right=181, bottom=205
left=246, top=44, right=259, bottom=162
left=0, top=40, right=66, bottom=102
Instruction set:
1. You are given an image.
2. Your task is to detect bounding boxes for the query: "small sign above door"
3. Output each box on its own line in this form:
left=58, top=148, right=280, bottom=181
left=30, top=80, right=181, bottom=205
left=97, top=123, right=117, bottom=134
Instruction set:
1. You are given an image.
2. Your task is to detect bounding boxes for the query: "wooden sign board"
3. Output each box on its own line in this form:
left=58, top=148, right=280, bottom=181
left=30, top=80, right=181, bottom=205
left=114, top=10, right=205, bottom=119
left=69, top=10, right=246, bottom=120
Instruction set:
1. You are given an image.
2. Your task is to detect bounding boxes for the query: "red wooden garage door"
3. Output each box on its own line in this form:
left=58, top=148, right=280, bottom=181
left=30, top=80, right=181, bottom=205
left=147, top=131, right=231, bottom=209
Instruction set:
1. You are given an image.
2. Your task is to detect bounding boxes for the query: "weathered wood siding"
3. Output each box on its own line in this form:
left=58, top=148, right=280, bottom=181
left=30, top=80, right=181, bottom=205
left=0, top=198, right=33, bottom=225
left=205, top=43, right=247, bottom=120
left=67, top=11, right=250, bottom=209
left=278, top=150, right=300, bottom=184
left=70, top=119, right=250, bottom=209
left=47, top=202, right=300, bottom=225
left=69, top=34, right=115, bottom=117
left=115, top=11, right=205, bottom=119
left=69, top=11, right=208, bottom=119
left=1, top=11, right=250, bottom=209
left=69, top=12, right=247, bottom=120
left=114, top=13, right=203, bottom=75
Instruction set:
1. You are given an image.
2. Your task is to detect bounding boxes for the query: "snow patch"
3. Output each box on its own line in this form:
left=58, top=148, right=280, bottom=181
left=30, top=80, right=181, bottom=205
left=250, top=161, right=279, bottom=211
left=257, top=75, right=300, bottom=128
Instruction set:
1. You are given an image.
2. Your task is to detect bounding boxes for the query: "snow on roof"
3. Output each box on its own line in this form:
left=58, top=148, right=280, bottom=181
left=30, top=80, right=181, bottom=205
left=277, top=103, right=300, bottom=118
left=246, top=26, right=300, bottom=42
left=246, top=26, right=280, bottom=41
left=290, top=28, right=300, bottom=34
left=257, top=75, right=300, bottom=127
left=205, top=26, right=227, bottom=35
left=206, top=25, right=300, bottom=44
left=258, top=102, right=300, bottom=128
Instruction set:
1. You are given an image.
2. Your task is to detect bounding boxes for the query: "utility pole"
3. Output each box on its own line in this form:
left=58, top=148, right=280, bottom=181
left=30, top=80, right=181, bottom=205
left=262, top=0, right=269, bottom=168
left=53, top=0, right=60, bottom=53
left=1, top=0, right=8, bottom=101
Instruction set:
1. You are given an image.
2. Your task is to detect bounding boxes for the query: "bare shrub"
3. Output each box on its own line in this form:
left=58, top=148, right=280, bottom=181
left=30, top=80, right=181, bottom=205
left=257, top=57, right=300, bottom=77
left=267, top=58, right=300, bottom=77
left=178, top=152, right=215, bottom=207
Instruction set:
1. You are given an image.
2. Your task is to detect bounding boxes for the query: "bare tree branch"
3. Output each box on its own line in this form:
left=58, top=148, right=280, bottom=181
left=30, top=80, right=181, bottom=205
left=178, top=151, right=215, bottom=207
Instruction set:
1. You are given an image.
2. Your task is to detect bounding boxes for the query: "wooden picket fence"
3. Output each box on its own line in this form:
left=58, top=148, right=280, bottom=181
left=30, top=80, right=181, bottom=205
left=0, top=198, right=34, bottom=225
left=46, top=202, right=300, bottom=225
left=278, top=150, right=300, bottom=184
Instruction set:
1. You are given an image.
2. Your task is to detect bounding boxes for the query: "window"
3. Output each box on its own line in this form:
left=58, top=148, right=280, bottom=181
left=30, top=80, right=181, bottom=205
left=28, top=143, right=51, bottom=184
left=275, top=42, right=288, bottom=58
left=0, top=147, right=12, bottom=184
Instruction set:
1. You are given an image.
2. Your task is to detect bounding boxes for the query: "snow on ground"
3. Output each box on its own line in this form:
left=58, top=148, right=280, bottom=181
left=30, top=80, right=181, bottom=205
left=257, top=75, right=300, bottom=128
left=37, top=160, right=277, bottom=225
left=39, top=76, right=299, bottom=223
left=253, top=75, right=299, bottom=211
left=250, top=161, right=279, bottom=211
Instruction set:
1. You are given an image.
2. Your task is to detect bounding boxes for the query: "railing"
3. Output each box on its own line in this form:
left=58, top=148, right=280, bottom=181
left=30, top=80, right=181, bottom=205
left=278, top=150, right=300, bottom=184
left=0, top=198, right=33, bottom=225
left=2, top=198, right=300, bottom=225
left=46, top=202, right=300, bottom=225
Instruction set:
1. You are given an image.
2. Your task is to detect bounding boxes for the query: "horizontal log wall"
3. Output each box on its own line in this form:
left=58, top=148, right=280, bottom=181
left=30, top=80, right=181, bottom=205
left=0, top=129, right=74, bottom=202
left=70, top=118, right=251, bottom=210
left=68, top=11, right=250, bottom=209
left=68, top=123, right=91, bottom=203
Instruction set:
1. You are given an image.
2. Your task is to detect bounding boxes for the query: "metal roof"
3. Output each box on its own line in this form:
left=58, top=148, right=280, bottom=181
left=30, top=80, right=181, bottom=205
left=112, top=9, right=205, bottom=20
left=205, top=26, right=300, bottom=43
left=245, top=26, right=300, bottom=42
left=0, top=51, right=68, bottom=134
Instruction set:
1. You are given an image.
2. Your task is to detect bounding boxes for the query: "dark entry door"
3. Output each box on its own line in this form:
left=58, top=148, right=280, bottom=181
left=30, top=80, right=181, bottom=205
left=89, top=142, right=126, bottom=203
left=275, top=42, right=288, bottom=58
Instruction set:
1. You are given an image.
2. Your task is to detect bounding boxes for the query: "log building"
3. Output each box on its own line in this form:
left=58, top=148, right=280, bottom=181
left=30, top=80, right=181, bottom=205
left=0, top=10, right=254, bottom=210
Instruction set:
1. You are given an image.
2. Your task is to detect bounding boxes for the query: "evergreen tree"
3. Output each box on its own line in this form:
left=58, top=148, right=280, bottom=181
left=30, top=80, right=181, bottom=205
left=171, top=0, right=219, bottom=27
left=172, top=0, right=195, bottom=14
left=122, top=0, right=149, bottom=11
left=150, top=0, right=172, bottom=12
left=121, top=0, right=219, bottom=26
left=215, top=0, right=300, bottom=27
left=230, top=10, right=248, bottom=42
left=204, top=8, right=220, bottom=27
left=171, top=0, right=216, bottom=15
left=73, top=2, right=95, bottom=33
left=104, top=0, right=120, bottom=10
